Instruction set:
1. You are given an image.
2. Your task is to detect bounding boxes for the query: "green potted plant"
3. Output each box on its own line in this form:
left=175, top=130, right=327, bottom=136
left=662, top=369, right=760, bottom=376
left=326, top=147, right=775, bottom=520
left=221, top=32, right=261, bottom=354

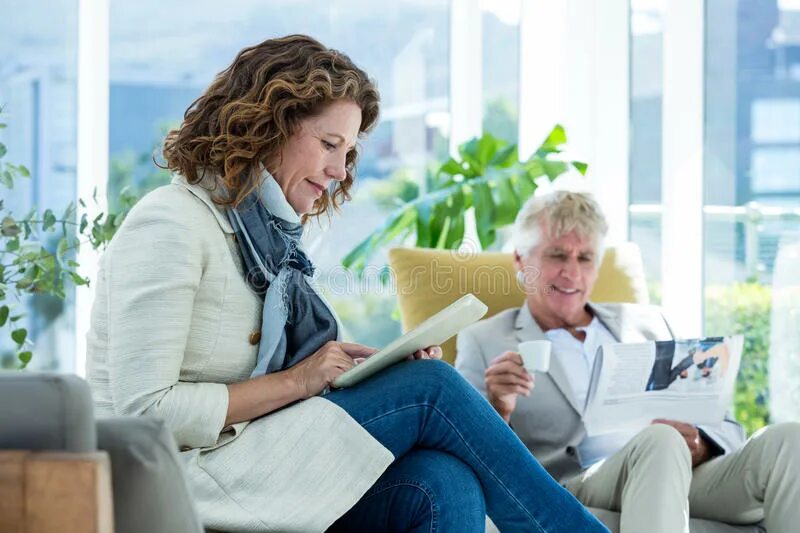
left=342, top=125, right=586, bottom=272
left=0, top=115, right=138, bottom=368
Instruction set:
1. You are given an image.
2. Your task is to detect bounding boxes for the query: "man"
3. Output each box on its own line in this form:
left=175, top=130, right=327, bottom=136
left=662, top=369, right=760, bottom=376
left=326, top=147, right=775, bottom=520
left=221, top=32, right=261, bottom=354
left=455, top=190, right=799, bottom=532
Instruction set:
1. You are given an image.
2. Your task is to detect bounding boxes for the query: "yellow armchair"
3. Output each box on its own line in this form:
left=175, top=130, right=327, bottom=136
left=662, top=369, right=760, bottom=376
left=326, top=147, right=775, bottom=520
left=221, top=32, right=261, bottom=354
left=388, top=243, right=650, bottom=363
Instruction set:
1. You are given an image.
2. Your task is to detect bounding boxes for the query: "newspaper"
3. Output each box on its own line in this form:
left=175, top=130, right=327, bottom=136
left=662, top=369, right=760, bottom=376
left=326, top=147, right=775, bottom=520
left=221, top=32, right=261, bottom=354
left=582, top=336, right=743, bottom=436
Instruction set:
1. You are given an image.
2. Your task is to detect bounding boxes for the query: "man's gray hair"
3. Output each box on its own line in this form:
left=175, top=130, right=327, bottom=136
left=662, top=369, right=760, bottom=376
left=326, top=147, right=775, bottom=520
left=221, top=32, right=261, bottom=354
left=511, top=190, right=608, bottom=259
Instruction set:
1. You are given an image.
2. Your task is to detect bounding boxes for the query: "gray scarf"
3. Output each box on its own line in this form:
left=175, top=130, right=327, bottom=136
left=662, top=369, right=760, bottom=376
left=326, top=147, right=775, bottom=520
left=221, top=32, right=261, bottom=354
left=227, top=173, right=339, bottom=377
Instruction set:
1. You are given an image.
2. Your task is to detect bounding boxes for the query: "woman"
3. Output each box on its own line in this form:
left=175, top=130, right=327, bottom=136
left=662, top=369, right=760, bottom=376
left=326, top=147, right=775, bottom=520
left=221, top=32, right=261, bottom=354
left=86, top=35, right=608, bottom=532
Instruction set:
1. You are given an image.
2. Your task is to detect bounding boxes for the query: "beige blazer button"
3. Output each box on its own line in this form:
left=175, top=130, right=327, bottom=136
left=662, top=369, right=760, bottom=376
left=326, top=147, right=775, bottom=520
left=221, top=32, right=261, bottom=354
left=249, top=331, right=262, bottom=345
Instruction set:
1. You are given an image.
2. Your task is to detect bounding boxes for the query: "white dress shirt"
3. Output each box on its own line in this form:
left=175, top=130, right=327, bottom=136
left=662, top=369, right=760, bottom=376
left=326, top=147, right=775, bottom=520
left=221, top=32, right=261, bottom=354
left=545, top=316, right=637, bottom=468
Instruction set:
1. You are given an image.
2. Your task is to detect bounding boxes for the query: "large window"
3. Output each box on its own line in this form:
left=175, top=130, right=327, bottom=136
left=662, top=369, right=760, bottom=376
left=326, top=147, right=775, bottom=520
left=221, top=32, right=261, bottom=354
left=109, top=0, right=451, bottom=348
left=10, top=1, right=797, bottom=401
left=0, top=0, right=78, bottom=370
left=704, top=0, right=800, bottom=433
left=481, top=0, right=520, bottom=144
left=630, top=0, right=800, bottom=433
left=629, top=0, right=664, bottom=304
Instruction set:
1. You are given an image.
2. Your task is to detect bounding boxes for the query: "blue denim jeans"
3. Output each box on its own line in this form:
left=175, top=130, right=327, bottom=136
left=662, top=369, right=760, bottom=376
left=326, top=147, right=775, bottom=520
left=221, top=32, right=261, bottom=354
left=325, top=360, right=608, bottom=533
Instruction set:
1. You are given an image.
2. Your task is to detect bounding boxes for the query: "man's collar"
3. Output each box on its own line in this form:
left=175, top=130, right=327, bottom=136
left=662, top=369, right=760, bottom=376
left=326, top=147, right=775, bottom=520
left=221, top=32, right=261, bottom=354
left=514, top=301, right=622, bottom=336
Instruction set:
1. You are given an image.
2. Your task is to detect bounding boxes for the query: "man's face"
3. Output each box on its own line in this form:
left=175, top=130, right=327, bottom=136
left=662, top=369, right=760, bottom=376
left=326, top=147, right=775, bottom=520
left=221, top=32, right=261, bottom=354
left=515, top=221, right=600, bottom=327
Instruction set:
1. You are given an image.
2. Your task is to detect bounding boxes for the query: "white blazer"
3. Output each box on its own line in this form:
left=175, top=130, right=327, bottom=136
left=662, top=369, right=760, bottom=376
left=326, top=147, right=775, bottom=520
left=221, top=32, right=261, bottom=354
left=86, top=175, right=392, bottom=532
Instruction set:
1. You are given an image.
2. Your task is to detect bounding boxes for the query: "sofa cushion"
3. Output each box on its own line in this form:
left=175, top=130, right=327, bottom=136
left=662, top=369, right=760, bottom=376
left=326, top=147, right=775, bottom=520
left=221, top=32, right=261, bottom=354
left=97, top=416, right=203, bottom=533
left=0, top=372, right=96, bottom=452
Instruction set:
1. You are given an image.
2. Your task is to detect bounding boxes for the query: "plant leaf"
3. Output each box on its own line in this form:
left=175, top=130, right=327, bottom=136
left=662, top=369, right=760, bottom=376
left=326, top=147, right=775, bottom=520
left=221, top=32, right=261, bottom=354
left=433, top=216, right=451, bottom=249
left=442, top=188, right=465, bottom=249
left=68, top=271, right=89, bottom=286
left=535, top=124, right=567, bottom=156
left=381, top=209, right=416, bottom=244
left=541, top=160, right=568, bottom=180
left=472, top=182, right=496, bottom=249
left=516, top=172, right=537, bottom=203
left=18, top=351, right=33, bottom=367
left=444, top=211, right=465, bottom=249
left=0, top=305, right=8, bottom=327
left=1, top=216, right=20, bottom=237
left=42, top=209, right=56, bottom=231
left=11, top=328, right=27, bottom=346
left=493, top=176, right=520, bottom=226
left=489, top=144, right=518, bottom=168
left=457, top=138, right=486, bottom=177
left=475, top=133, right=500, bottom=168
left=341, top=208, right=416, bottom=272
left=415, top=199, right=434, bottom=248
left=522, top=158, right=545, bottom=179
left=428, top=200, right=453, bottom=250
left=341, top=237, right=374, bottom=271
left=0, top=170, right=12, bottom=188
left=56, top=237, right=69, bottom=264
left=439, top=158, right=464, bottom=177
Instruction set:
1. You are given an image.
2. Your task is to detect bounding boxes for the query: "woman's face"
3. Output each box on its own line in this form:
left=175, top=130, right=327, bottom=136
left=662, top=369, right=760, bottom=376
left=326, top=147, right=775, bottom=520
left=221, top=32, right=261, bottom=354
left=268, top=100, right=362, bottom=215
left=514, top=221, right=600, bottom=328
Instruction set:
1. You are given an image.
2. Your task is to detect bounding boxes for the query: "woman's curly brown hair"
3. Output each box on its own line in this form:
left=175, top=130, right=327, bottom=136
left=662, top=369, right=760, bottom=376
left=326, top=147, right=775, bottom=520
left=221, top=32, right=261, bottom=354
left=161, top=34, right=380, bottom=219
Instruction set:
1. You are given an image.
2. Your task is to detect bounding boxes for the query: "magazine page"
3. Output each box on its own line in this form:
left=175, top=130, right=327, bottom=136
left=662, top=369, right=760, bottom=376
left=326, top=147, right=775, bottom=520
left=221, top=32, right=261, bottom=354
left=583, top=336, right=743, bottom=436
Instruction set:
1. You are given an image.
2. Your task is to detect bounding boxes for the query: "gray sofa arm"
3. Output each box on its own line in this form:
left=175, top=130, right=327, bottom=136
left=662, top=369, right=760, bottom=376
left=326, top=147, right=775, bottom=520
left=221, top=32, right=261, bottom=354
left=97, top=417, right=204, bottom=533
left=0, top=372, right=96, bottom=452
left=0, top=372, right=203, bottom=533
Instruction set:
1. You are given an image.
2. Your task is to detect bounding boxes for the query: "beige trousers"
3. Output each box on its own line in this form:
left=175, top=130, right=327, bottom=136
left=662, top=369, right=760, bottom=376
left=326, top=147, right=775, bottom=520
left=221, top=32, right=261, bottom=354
left=563, top=422, right=800, bottom=533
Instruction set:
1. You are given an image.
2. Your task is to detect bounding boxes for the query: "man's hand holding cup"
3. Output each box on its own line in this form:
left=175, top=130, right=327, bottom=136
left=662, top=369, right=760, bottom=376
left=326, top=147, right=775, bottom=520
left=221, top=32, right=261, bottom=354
left=485, top=341, right=551, bottom=423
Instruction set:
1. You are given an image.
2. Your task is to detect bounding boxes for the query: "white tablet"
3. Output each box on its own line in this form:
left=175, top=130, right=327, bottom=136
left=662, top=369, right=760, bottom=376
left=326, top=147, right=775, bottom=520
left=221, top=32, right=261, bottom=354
left=332, top=294, right=488, bottom=388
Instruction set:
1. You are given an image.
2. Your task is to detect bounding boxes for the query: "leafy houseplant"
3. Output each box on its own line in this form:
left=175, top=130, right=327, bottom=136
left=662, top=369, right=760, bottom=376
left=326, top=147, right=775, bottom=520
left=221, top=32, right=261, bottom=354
left=0, top=115, right=138, bottom=368
left=342, top=125, right=586, bottom=272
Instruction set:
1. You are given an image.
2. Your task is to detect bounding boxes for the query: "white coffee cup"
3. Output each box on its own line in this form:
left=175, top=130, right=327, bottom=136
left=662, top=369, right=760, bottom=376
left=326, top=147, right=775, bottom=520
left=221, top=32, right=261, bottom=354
left=518, top=340, right=552, bottom=373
